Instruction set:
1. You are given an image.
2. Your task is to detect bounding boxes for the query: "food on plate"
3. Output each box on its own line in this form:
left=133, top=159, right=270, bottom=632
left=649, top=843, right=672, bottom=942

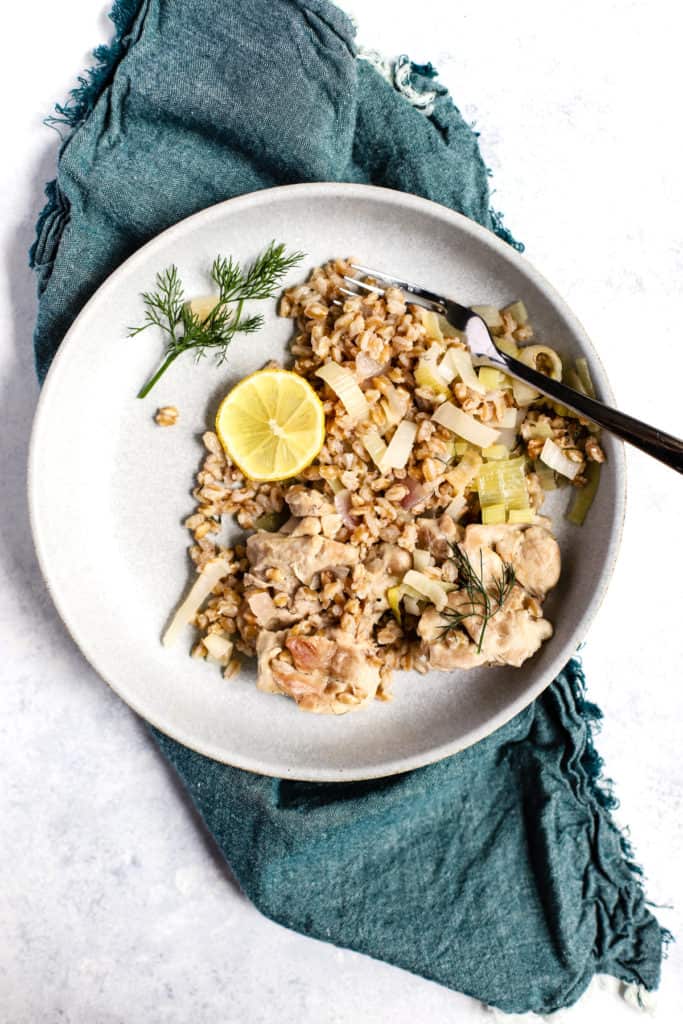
left=163, top=256, right=605, bottom=713
left=154, top=405, right=179, bottom=426
left=129, top=241, right=303, bottom=397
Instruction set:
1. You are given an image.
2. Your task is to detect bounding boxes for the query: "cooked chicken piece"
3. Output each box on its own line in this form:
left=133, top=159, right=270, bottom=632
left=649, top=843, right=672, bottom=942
left=244, top=585, right=322, bottom=629
left=416, top=514, right=463, bottom=561
left=246, top=531, right=359, bottom=592
left=255, top=628, right=287, bottom=694
left=364, top=542, right=412, bottom=603
left=284, top=485, right=334, bottom=518
left=320, top=513, right=343, bottom=538
left=261, top=632, right=380, bottom=714
left=491, top=526, right=560, bottom=599
left=246, top=589, right=281, bottom=628
left=418, top=583, right=552, bottom=670
left=457, top=522, right=560, bottom=599
left=417, top=607, right=487, bottom=668
left=290, top=516, right=322, bottom=536
left=426, top=634, right=489, bottom=670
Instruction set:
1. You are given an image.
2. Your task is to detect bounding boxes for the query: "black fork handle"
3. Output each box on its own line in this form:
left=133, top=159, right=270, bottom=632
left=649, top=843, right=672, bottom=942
left=495, top=352, right=683, bottom=473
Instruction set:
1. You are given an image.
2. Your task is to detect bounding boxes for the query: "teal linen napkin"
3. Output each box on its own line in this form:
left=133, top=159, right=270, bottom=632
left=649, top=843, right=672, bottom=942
left=30, top=0, right=666, bottom=1013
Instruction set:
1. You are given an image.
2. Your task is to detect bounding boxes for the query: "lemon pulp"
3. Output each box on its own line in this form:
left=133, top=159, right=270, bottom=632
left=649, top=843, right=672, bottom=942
left=215, top=368, right=325, bottom=482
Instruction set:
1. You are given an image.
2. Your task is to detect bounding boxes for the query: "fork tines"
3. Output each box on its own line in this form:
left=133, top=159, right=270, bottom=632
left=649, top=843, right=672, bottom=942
left=345, top=264, right=447, bottom=312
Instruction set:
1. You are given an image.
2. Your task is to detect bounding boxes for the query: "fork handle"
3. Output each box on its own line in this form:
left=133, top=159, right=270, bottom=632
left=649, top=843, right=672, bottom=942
left=493, top=352, right=683, bottom=473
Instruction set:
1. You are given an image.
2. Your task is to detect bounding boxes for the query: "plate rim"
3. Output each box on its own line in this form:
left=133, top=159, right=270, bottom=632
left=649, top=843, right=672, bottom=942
left=28, top=182, right=626, bottom=781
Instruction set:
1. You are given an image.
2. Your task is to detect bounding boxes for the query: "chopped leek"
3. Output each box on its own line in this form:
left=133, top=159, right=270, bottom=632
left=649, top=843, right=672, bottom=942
left=444, top=494, right=467, bottom=522
left=415, top=344, right=449, bottom=395
left=517, top=345, right=563, bottom=381
left=361, top=426, right=388, bottom=468
left=327, top=476, right=344, bottom=494
left=419, top=309, right=444, bottom=341
left=386, top=585, right=402, bottom=623
left=186, top=294, right=223, bottom=320
left=512, top=377, right=540, bottom=406
left=162, top=558, right=231, bottom=647
left=566, top=462, right=600, bottom=525
left=412, top=548, right=434, bottom=572
left=402, top=570, right=450, bottom=611
left=454, top=440, right=470, bottom=457
left=539, top=438, right=580, bottom=481
left=380, top=419, right=417, bottom=470
left=432, top=402, right=501, bottom=449
left=477, top=457, right=529, bottom=512
left=316, top=362, right=370, bottom=422
left=471, top=305, right=503, bottom=329
left=508, top=508, right=535, bottom=524
left=482, top=444, right=509, bottom=461
left=403, top=595, right=422, bottom=617
left=501, top=299, right=529, bottom=325
left=380, top=379, right=409, bottom=427
left=565, top=368, right=587, bottom=396
left=482, top=503, right=506, bottom=525
left=203, top=634, right=234, bottom=663
left=445, top=449, right=483, bottom=493
left=253, top=510, right=287, bottom=532
left=526, top=421, right=554, bottom=440
left=575, top=357, right=596, bottom=398
left=478, top=367, right=506, bottom=391
left=497, top=406, right=519, bottom=429
left=496, top=337, right=519, bottom=359
left=443, top=347, right=486, bottom=394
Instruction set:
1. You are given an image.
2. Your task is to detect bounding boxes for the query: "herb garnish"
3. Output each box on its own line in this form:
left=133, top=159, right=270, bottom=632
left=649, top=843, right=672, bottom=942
left=130, top=241, right=304, bottom=398
left=439, top=542, right=516, bottom=653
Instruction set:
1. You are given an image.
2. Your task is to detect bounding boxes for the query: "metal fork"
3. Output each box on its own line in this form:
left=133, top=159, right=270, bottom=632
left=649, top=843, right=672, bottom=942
left=343, top=264, right=683, bottom=473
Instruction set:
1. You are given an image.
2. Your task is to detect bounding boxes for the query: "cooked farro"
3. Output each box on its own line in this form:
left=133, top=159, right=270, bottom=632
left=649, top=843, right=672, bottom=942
left=167, top=257, right=601, bottom=714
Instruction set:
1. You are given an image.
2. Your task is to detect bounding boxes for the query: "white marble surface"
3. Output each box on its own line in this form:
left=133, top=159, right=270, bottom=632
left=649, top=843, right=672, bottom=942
left=1, top=1, right=681, bottom=1020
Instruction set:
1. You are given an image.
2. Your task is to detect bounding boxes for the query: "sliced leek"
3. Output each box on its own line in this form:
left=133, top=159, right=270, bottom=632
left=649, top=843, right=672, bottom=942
left=478, top=367, right=506, bottom=391
left=163, top=559, right=231, bottom=647
left=501, top=299, right=528, bottom=325
left=380, top=420, right=417, bottom=471
left=477, top=456, right=528, bottom=512
left=316, top=362, right=370, bottom=422
left=566, top=462, right=601, bottom=525
left=539, top=438, right=580, bottom=481
left=482, top=503, right=506, bottom=525
left=471, top=305, right=503, bottom=329
left=432, top=402, right=501, bottom=449
left=402, top=570, right=451, bottom=611
left=445, top=449, right=483, bottom=493
left=442, top=347, right=486, bottom=394
left=507, top=508, right=535, bottom=524
left=482, top=444, right=509, bottom=461
left=361, top=426, right=388, bottom=468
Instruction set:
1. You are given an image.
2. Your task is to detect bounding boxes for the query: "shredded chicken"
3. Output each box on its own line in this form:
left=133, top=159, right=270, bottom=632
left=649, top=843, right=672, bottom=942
left=246, top=532, right=358, bottom=592
left=240, top=490, right=560, bottom=713
left=257, top=630, right=381, bottom=714
left=416, top=522, right=557, bottom=670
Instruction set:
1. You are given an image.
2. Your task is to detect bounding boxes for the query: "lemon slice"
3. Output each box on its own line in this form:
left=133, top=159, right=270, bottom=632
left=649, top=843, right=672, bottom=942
left=215, top=368, right=325, bottom=482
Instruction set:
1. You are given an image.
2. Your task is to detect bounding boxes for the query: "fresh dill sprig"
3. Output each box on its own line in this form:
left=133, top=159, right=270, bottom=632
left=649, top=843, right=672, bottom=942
left=129, top=241, right=305, bottom=398
left=438, top=542, right=516, bottom=653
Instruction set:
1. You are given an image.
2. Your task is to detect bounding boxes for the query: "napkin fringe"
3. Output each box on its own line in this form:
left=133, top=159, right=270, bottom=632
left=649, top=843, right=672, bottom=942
left=45, top=0, right=143, bottom=136
left=28, top=0, right=145, bottom=293
left=568, top=657, right=674, bottom=972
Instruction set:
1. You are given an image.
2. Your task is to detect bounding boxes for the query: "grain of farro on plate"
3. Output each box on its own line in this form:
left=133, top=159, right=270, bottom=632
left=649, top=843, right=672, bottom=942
left=164, top=256, right=604, bottom=714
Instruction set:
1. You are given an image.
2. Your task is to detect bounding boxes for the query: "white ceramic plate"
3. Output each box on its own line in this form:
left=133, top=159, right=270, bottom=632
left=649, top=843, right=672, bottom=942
left=29, top=183, right=625, bottom=781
